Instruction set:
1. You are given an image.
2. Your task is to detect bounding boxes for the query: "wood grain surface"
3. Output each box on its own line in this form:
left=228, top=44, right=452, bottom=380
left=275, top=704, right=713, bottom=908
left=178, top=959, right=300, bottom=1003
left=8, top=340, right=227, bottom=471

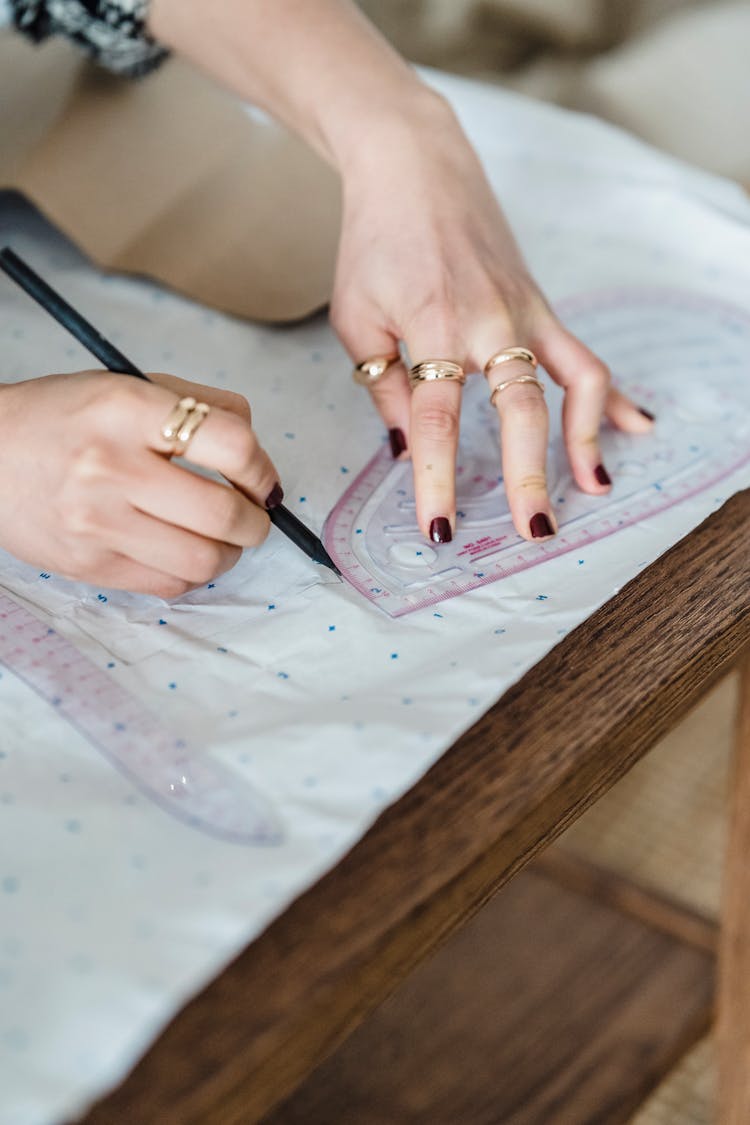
left=81, top=490, right=750, bottom=1125
left=718, top=651, right=750, bottom=1124
left=265, top=867, right=714, bottom=1125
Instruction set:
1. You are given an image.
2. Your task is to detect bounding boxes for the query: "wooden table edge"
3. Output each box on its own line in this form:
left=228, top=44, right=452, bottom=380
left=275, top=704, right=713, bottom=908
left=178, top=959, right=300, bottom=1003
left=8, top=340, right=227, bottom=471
left=82, top=489, right=750, bottom=1125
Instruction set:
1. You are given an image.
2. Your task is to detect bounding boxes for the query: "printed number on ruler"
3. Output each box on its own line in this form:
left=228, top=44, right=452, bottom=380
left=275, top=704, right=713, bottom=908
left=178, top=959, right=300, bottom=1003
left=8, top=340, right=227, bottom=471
left=324, top=288, right=750, bottom=616
left=0, top=593, right=283, bottom=845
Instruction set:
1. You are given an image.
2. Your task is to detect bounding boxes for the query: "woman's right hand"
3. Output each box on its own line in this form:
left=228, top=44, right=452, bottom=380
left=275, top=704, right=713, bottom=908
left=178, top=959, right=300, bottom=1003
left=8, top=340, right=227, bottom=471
left=0, top=370, right=282, bottom=597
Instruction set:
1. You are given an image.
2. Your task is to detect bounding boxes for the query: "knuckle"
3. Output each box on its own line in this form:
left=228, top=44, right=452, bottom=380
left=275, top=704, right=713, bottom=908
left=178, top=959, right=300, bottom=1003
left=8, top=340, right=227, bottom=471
left=413, top=406, right=459, bottom=444
left=578, top=361, right=611, bottom=391
left=86, top=378, right=140, bottom=427
left=220, top=418, right=258, bottom=476
left=218, top=390, right=252, bottom=424
left=188, top=541, right=224, bottom=585
left=514, top=471, right=548, bottom=493
left=502, top=390, right=546, bottom=421
left=572, top=431, right=600, bottom=449
left=156, top=576, right=191, bottom=600
left=216, top=487, right=247, bottom=540
left=248, top=511, right=271, bottom=547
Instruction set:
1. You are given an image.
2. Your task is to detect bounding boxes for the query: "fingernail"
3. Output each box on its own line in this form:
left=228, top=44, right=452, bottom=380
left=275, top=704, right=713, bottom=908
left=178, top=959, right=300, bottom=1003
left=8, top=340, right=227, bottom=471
left=530, top=512, right=554, bottom=538
left=638, top=406, right=656, bottom=421
left=265, top=482, right=284, bottom=509
left=389, top=428, right=407, bottom=458
left=430, top=517, right=452, bottom=544
left=594, top=464, right=612, bottom=486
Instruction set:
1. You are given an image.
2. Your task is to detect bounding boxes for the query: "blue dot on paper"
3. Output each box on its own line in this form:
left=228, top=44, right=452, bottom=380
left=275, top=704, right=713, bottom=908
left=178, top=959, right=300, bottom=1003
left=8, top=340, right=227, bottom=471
left=96, top=594, right=107, bottom=603
left=114, top=722, right=126, bottom=732
left=66, top=819, right=82, bottom=834
left=277, top=671, right=289, bottom=679
left=355, top=528, right=363, bottom=535
left=340, top=466, right=349, bottom=474
left=2, top=876, right=19, bottom=894
left=390, top=653, right=399, bottom=660
left=284, top=432, right=295, bottom=439
left=158, top=619, right=167, bottom=626
left=578, top=559, right=585, bottom=565
left=536, top=594, right=549, bottom=601
left=268, top=604, right=275, bottom=611
left=168, top=682, right=177, bottom=690
left=328, top=625, right=336, bottom=632
left=107, top=662, right=115, bottom=669
left=434, top=613, right=443, bottom=619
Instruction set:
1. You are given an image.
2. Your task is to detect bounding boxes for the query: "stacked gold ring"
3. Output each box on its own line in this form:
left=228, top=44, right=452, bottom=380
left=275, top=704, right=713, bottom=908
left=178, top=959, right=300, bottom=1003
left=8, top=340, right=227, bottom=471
left=160, top=396, right=211, bottom=457
left=483, top=346, right=544, bottom=408
left=408, top=359, right=466, bottom=388
left=352, top=354, right=400, bottom=387
left=483, top=346, right=537, bottom=376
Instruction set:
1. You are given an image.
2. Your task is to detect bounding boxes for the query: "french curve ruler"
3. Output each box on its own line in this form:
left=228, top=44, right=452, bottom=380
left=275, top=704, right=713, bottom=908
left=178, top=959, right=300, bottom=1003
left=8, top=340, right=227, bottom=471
left=0, top=592, right=282, bottom=845
left=324, top=288, right=750, bottom=616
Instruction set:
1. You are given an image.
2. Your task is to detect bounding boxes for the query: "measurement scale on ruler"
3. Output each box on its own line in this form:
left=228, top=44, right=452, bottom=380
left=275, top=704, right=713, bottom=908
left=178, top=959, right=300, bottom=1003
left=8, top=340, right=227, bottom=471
left=325, top=288, right=750, bottom=616
left=0, top=592, right=282, bottom=845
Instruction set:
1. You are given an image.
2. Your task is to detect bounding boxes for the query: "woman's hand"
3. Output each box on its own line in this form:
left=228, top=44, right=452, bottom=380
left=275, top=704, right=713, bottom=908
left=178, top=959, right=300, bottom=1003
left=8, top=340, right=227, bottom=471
left=149, top=0, right=656, bottom=545
left=0, top=370, right=281, bottom=596
left=332, top=95, right=655, bottom=544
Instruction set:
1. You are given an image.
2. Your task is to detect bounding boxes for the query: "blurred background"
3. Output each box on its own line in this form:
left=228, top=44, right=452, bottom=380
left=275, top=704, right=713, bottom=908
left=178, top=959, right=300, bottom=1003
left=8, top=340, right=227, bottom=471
left=360, top=0, right=750, bottom=186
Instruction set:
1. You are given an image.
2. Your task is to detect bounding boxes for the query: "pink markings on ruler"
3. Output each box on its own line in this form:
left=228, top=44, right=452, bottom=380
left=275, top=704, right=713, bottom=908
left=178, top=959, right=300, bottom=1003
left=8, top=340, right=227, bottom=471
left=324, top=288, right=750, bottom=616
left=0, top=593, right=282, bottom=845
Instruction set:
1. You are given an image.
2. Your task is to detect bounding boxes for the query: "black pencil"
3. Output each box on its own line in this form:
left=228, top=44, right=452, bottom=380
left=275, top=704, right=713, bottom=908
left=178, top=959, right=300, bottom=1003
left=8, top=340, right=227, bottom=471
left=0, top=247, right=340, bottom=575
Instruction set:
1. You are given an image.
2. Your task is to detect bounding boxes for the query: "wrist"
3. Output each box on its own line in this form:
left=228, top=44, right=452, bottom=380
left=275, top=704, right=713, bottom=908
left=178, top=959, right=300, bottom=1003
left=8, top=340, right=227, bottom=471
left=331, top=83, right=458, bottom=179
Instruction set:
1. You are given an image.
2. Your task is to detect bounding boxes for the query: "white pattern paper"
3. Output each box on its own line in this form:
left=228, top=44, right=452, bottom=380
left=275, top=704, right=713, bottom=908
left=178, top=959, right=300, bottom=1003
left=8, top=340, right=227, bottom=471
left=0, top=70, right=749, bottom=1125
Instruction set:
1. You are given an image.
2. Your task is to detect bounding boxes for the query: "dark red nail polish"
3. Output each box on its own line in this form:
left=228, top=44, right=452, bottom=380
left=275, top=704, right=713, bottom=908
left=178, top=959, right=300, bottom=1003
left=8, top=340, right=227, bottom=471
left=530, top=512, right=554, bottom=538
left=638, top=406, right=656, bottom=421
left=430, top=517, right=452, bottom=544
left=389, top=428, right=407, bottom=458
left=594, top=464, right=612, bottom=486
left=265, top=482, right=284, bottom=509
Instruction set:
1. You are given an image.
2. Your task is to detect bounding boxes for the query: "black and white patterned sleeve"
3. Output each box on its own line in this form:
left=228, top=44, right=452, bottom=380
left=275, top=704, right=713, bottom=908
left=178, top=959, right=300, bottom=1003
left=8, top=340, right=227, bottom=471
left=10, top=1, right=168, bottom=76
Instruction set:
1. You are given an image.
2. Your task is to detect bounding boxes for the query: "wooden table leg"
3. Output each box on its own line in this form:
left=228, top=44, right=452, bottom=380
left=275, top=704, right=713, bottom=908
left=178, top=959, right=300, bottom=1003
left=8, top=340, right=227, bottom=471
left=718, top=652, right=750, bottom=1124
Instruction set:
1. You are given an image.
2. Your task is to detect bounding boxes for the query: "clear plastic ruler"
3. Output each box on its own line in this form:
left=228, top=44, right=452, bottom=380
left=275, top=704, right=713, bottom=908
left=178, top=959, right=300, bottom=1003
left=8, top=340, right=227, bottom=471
left=324, top=288, right=750, bottom=616
left=0, top=592, right=282, bottom=845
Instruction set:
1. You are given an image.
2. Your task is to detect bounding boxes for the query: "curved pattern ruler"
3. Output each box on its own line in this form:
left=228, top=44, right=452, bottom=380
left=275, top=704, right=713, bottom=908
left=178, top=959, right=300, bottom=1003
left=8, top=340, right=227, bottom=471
left=0, top=592, right=283, bottom=845
left=325, top=288, right=750, bottom=616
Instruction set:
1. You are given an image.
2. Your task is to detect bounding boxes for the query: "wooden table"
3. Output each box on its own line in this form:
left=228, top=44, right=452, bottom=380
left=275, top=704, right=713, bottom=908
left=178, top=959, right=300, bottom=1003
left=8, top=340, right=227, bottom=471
left=82, top=489, right=750, bottom=1125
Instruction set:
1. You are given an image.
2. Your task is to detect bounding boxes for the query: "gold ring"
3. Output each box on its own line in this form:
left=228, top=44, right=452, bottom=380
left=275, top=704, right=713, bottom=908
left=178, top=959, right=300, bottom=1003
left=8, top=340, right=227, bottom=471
left=160, top=396, right=211, bottom=456
left=483, top=347, right=538, bottom=377
left=408, top=359, right=466, bottom=388
left=489, top=374, right=545, bottom=408
left=352, top=354, right=400, bottom=387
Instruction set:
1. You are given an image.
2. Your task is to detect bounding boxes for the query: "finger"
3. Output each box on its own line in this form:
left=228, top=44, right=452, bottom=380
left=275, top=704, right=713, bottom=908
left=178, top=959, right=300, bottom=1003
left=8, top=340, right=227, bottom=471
left=410, top=379, right=462, bottom=542
left=488, top=359, right=556, bottom=540
left=404, top=314, right=466, bottom=543
left=110, top=508, right=245, bottom=587
left=148, top=371, right=253, bottom=424
left=126, top=451, right=271, bottom=548
left=534, top=321, right=614, bottom=494
left=334, top=312, right=412, bottom=460
left=604, top=383, right=657, bottom=430
left=367, top=358, right=412, bottom=460
left=146, top=395, right=281, bottom=510
left=73, top=554, right=197, bottom=599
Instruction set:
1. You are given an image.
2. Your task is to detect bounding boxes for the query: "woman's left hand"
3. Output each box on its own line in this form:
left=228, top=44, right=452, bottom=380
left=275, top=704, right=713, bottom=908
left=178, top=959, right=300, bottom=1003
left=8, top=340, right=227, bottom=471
left=330, top=93, right=654, bottom=545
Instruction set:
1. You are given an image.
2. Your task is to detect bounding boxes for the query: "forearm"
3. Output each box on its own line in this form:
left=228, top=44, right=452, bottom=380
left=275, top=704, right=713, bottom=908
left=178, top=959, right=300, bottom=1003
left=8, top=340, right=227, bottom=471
left=147, top=0, right=452, bottom=171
